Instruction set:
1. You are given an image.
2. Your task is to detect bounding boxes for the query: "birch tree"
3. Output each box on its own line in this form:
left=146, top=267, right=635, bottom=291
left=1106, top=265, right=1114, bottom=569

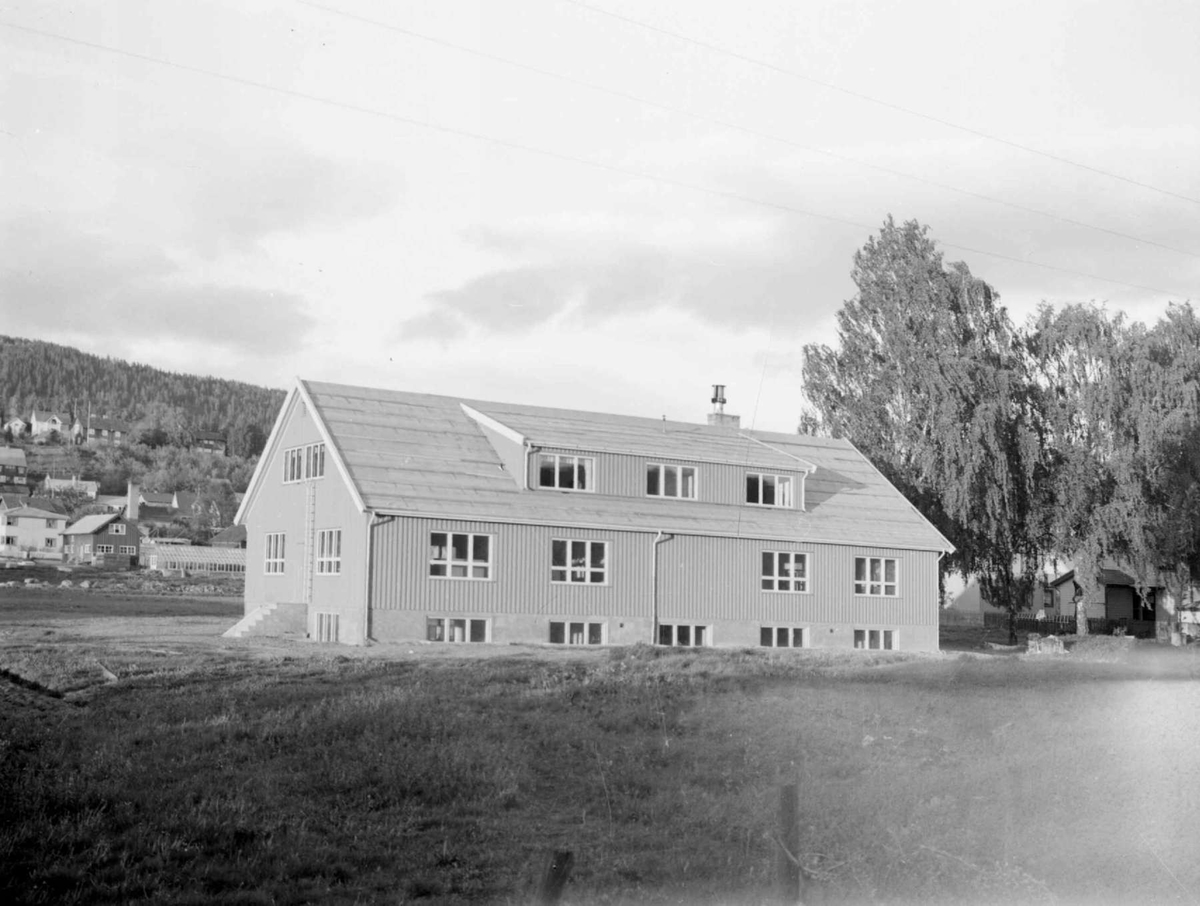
left=803, top=218, right=1052, bottom=641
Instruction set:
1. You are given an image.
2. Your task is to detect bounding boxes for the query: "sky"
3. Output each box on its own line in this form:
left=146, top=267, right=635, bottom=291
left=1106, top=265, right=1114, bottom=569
left=2, top=0, right=1198, bottom=432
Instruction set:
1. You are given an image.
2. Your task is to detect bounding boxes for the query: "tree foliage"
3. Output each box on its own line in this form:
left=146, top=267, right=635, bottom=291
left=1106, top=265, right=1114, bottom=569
left=806, top=217, right=1200, bottom=638
left=803, top=218, right=1052, bottom=621
left=0, top=335, right=283, bottom=445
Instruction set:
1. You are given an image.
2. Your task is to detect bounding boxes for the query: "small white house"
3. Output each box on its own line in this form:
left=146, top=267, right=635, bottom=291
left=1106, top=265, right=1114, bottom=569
left=0, top=505, right=67, bottom=560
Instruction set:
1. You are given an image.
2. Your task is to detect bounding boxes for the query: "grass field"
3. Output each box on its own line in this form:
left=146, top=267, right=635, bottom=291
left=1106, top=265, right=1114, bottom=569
left=2, top=594, right=1199, bottom=905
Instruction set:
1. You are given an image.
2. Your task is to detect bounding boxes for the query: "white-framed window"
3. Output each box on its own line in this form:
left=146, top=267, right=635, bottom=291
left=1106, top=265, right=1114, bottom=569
left=46, top=518, right=59, bottom=529
left=82, top=543, right=91, bottom=554
left=316, top=612, right=339, bottom=643
left=761, top=551, right=808, bottom=592
left=4, top=535, right=16, bottom=546
left=854, top=629, right=897, bottom=650
left=283, top=442, right=325, bottom=483
left=110, top=523, right=126, bottom=535
left=426, top=616, right=489, bottom=643
left=746, top=473, right=794, bottom=507
left=646, top=463, right=697, bottom=499
left=854, top=557, right=898, bottom=596
left=264, top=532, right=286, bottom=574
left=316, top=529, right=342, bottom=575
left=551, top=539, right=608, bottom=584
left=549, top=620, right=605, bottom=645
left=760, top=626, right=808, bottom=648
left=538, top=453, right=593, bottom=492
left=119, top=545, right=137, bottom=555
left=429, top=532, right=492, bottom=579
left=44, top=537, right=57, bottom=549
left=658, top=623, right=709, bottom=647
left=95, top=544, right=114, bottom=554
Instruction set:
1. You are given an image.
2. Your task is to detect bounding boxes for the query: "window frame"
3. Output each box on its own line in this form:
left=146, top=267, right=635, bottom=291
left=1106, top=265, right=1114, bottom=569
left=645, top=462, right=698, bottom=500
left=549, top=620, right=606, bottom=645
left=550, top=538, right=609, bottom=585
left=95, top=544, right=114, bottom=554
left=853, top=628, right=897, bottom=650
left=283, top=442, right=326, bottom=483
left=854, top=556, right=899, bottom=597
left=657, top=623, right=710, bottom=647
left=429, top=532, right=493, bottom=580
left=745, top=472, right=795, bottom=508
left=316, top=528, right=342, bottom=575
left=426, top=616, right=490, bottom=643
left=110, top=523, right=126, bottom=535
left=759, top=626, right=809, bottom=649
left=537, top=453, right=595, bottom=493
left=264, top=532, right=286, bottom=574
left=761, top=550, right=809, bottom=593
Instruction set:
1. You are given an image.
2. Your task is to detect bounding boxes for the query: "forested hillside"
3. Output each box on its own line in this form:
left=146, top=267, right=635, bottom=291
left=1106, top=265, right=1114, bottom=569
left=0, top=335, right=284, bottom=451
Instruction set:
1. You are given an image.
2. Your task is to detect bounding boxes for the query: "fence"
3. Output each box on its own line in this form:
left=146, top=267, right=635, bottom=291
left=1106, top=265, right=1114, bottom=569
left=982, top=612, right=1157, bottom=638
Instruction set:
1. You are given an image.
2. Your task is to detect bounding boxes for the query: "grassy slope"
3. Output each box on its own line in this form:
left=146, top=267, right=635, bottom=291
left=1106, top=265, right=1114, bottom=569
left=2, top=615, right=1199, bottom=905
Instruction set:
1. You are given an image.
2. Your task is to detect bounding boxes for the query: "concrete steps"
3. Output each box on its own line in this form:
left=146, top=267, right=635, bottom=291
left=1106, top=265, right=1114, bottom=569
left=223, top=602, right=306, bottom=639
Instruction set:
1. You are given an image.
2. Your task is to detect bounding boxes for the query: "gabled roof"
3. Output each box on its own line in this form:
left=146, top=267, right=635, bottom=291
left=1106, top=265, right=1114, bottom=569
left=85, top=417, right=128, bottom=432
left=241, top=379, right=953, bottom=552
left=0, top=447, right=27, bottom=468
left=63, top=513, right=120, bottom=536
left=5, top=505, right=66, bottom=521
left=31, top=410, right=66, bottom=422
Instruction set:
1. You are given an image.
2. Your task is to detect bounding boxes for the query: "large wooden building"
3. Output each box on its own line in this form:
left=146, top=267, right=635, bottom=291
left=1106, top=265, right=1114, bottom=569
left=231, top=380, right=953, bottom=650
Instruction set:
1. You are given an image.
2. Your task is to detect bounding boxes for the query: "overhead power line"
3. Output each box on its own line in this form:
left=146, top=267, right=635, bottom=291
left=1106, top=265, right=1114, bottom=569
left=559, top=0, right=1200, bottom=209
left=298, top=0, right=1198, bottom=262
left=1, top=20, right=1192, bottom=300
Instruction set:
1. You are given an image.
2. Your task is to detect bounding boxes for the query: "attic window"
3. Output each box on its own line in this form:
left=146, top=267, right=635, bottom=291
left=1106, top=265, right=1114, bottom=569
left=746, top=473, right=793, bottom=508
left=538, top=454, right=593, bottom=492
left=646, top=463, right=697, bottom=499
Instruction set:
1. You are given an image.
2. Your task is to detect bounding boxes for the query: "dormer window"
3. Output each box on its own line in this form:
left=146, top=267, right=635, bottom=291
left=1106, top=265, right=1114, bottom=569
left=746, top=473, right=794, bottom=508
left=538, top=454, right=593, bottom=492
left=646, top=463, right=697, bottom=499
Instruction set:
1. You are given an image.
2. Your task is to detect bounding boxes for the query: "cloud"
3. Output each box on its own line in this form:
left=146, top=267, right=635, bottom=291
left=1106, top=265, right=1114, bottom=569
left=406, top=211, right=860, bottom=339
left=111, top=132, right=402, bottom=256
left=0, top=213, right=314, bottom=353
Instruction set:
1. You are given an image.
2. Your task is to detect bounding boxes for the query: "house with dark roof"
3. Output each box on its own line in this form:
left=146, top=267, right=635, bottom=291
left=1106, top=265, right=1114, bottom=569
left=74, top=416, right=130, bottom=447
left=0, top=446, right=27, bottom=485
left=229, top=380, right=954, bottom=649
left=192, top=430, right=227, bottom=456
left=62, top=513, right=140, bottom=566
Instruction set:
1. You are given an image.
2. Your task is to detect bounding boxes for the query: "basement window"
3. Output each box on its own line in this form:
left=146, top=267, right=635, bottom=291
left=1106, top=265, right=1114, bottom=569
left=760, top=626, right=808, bottom=648
left=316, top=612, right=339, bottom=643
left=549, top=621, right=605, bottom=645
left=658, top=623, right=709, bottom=647
left=746, top=473, right=794, bottom=508
left=761, top=551, right=809, bottom=592
left=646, top=463, right=697, bottom=499
left=429, top=532, right=492, bottom=579
left=853, top=629, right=896, bottom=650
left=538, top=453, right=593, bottom=492
left=426, top=617, right=489, bottom=643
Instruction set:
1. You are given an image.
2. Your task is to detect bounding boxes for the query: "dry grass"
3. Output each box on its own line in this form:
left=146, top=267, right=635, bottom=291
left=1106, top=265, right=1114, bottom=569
left=2, top=599, right=1199, bottom=905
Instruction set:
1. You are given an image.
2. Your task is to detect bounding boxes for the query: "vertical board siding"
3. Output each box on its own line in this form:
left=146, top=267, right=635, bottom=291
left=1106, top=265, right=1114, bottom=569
left=371, top=518, right=652, bottom=618
left=537, top=447, right=806, bottom=509
left=371, top=517, right=938, bottom=630
left=243, top=394, right=368, bottom=639
left=657, top=535, right=939, bottom=626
